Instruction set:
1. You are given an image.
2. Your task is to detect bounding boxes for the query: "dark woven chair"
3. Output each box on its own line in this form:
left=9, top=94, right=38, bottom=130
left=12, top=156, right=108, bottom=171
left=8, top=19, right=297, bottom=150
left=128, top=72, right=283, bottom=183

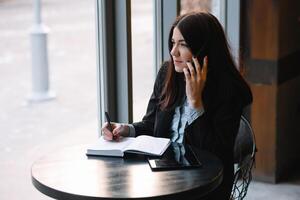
left=230, top=116, right=257, bottom=200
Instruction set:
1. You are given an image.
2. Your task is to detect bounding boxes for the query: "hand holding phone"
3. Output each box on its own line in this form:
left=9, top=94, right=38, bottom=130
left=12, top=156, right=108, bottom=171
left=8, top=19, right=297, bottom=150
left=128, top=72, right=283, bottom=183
left=183, top=56, right=208, bottom=109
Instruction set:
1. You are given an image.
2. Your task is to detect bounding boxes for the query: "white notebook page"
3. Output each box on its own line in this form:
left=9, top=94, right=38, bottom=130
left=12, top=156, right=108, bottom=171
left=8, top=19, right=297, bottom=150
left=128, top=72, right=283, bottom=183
left=88, top=137, right=135, bottom=151
left=124, top=135, right=170, bottom=155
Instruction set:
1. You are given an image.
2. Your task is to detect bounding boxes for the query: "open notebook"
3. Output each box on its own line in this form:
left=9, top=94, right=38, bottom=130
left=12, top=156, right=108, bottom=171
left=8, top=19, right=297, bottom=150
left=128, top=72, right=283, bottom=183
left=86, top=135, right=171, bottom=157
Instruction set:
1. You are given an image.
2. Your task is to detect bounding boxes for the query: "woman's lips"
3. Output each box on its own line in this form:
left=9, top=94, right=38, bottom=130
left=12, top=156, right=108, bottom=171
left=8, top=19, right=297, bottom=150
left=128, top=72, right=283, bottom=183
left=174, top=60, right=183, bottom=64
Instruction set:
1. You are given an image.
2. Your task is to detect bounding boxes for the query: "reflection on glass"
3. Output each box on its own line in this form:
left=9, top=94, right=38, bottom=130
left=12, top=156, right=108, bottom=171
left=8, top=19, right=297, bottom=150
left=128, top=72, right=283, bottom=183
left=172, top=142, right=191, bottom=165
left=50, top=160, right=110, bottom=196
left=181, top=0, right=212, bottom=14
left=131, top=0, right=155, bottom=122
left=180, top=0, right=223, bottom=24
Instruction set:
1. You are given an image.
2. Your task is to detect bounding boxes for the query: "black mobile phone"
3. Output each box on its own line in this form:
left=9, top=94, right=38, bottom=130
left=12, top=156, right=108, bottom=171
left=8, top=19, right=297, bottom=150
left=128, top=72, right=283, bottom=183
left=193, top=44, right=207, bottom=69
left=147, top=143, right=202, bottom=171
left=194, top=53, right=207, bottom=70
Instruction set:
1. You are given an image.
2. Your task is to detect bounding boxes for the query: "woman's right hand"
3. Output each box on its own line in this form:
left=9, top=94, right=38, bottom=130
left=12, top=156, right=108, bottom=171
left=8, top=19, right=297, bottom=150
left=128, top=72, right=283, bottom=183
left=101, top=122, right=130, bottom=141
left=184, top=56, right=208, bottom=109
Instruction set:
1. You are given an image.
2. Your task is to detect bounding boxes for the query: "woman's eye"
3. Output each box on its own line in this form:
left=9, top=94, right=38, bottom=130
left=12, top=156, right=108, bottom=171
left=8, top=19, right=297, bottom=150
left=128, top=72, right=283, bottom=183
left=181, top=43, right=189, bottom=47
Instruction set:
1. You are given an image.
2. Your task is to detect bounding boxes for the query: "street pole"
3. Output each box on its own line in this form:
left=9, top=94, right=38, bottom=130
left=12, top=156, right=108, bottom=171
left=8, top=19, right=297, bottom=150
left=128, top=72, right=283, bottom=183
left=28, top=0, right=55, bottom=102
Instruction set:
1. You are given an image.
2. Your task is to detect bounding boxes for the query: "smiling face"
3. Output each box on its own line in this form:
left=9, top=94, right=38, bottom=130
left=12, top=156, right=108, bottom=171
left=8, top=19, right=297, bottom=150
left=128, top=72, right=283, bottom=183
left=170, top=27, right=193, bottom=73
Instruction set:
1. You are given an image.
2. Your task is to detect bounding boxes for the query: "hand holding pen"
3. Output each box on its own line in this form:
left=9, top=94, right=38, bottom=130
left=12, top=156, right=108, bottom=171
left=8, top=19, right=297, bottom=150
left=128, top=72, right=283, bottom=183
left=102, top=112, right=130, bottom=141
left=104, top=112, right=116, bottom=140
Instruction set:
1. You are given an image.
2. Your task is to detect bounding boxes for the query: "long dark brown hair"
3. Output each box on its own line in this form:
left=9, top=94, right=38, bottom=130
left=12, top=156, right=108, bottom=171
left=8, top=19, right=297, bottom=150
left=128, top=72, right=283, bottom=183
left=159, top=12, right=252, bottom=113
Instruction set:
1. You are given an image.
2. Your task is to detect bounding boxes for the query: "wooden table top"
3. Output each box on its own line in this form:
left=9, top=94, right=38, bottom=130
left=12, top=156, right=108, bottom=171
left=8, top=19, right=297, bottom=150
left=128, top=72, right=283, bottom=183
left=31, top=145, right=223, bottom=200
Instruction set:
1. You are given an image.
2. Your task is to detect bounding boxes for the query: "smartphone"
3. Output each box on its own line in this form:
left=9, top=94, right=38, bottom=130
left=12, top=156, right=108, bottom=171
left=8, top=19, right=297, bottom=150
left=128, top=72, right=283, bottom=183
left=147, top=143, right=202, bottom=171
left=193, top=44, right=207, bottom=69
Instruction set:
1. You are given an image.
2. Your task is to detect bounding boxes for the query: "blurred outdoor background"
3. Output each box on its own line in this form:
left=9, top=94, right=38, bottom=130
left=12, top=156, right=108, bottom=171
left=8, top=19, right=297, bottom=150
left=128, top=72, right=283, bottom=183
left=0, top=0, right=97, bottom=199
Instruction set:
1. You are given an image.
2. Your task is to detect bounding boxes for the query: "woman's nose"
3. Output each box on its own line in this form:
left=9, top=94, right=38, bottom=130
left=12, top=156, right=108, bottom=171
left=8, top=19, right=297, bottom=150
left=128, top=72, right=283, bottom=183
left=170, top=45, right=179, bottom=57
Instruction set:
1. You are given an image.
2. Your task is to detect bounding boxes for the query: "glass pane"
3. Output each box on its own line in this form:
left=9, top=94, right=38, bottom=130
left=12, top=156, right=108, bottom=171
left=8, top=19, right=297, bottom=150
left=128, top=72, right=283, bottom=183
left=0, top=0, right=97, bottom=198
left=181, top=0, right=212, bottom=14
left=180, top=0, right=224, bottom=26
left=131, top=0, right=155, bottom=121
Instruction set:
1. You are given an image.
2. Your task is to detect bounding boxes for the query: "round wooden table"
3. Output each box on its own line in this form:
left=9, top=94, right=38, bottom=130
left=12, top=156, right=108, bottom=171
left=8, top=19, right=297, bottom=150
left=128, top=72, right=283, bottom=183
left=31, top=145, right=223, bottom=200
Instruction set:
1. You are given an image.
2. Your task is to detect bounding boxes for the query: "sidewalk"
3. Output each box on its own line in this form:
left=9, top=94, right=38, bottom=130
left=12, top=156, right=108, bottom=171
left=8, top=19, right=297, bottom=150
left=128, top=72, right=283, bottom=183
left=0, top=0, right=300, bottom=199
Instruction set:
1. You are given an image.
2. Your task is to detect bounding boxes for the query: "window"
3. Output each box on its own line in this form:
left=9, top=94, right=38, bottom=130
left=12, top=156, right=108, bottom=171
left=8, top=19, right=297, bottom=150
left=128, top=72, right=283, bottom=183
left=131, top=0, right=155, bottom=121
left=180, top=0, right=240, bottom=65
left=180, top=0, right=226, bottom=27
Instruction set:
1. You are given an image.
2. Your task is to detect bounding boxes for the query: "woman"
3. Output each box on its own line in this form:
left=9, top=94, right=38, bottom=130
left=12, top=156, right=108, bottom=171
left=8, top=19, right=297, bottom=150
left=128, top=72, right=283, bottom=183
left=102, top=12, right=253, bottom=199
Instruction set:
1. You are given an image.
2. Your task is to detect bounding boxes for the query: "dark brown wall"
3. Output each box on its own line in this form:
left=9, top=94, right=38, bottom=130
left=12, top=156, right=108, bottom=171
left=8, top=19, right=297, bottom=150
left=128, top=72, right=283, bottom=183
left=251, top=85, right=277, bottom=182
left=241, top=0, right=300, bottom=183
left=250, top=0, right=278, bottom=60
left=277, top=77, right=300, bottom=179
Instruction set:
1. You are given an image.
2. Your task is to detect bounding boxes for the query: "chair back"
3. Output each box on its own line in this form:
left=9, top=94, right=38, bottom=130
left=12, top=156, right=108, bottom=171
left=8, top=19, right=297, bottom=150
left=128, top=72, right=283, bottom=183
left=231, top=116, right=257, bottom=200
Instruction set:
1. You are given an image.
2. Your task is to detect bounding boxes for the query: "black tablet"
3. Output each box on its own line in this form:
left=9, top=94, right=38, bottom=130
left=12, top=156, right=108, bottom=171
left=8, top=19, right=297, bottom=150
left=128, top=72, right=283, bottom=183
left=147, top=143, right=202, bottom=171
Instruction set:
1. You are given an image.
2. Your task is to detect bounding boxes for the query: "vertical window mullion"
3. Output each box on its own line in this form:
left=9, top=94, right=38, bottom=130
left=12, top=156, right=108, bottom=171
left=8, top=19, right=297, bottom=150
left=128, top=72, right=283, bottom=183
left=96, top=0, right=133, bottom=133
left=95, top=0, right=107, bottom=134
left=114, top=0, right=133, bottom=123
left=153, top=0, right=179, bottom=75
left=226, top=0, right=240, bottom=66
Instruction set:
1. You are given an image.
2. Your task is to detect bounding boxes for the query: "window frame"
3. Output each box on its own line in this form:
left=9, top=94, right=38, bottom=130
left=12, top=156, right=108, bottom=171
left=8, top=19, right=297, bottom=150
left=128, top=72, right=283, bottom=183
left=95, top=0, right=133, bottom=134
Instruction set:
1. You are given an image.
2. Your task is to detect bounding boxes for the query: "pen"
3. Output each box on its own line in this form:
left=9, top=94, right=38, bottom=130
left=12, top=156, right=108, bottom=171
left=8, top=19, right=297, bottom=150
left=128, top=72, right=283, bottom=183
left=105, top=111, right=116, bottom=140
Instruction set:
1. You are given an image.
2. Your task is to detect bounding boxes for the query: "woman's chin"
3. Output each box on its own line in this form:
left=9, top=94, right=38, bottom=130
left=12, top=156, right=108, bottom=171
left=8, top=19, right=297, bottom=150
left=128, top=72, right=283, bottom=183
left=174, top=65, right=184, bottom=73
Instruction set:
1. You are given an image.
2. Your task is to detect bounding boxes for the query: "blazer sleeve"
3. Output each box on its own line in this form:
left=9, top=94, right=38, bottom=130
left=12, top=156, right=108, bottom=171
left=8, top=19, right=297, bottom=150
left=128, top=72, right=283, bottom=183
left=132, top=63, right=167, bottom=136
left=205, top=75, right=244, bottom=157
left=210, top=95, right=243, bottom=199
left=212, top=96, right=242, bottom=156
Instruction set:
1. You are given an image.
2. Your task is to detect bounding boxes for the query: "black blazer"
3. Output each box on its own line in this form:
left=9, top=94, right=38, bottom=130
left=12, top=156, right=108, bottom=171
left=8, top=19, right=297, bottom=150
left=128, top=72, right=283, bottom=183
left=132, top=63, right=243, bottom=199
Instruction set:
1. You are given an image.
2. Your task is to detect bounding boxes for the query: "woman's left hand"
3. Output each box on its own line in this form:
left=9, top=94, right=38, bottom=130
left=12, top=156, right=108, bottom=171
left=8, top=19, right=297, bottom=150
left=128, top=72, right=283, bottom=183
left=183, top=56, right=208, bottom=109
